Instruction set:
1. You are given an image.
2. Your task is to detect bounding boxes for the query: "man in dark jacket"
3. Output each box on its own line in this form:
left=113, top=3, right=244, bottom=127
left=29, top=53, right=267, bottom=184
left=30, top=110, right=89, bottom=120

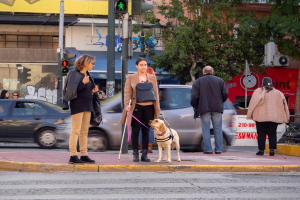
left=191, top=66, right=228, bottom=154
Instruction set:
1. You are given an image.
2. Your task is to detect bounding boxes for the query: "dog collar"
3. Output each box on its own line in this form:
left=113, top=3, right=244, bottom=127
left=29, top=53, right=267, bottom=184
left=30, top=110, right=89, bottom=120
left=157, top=129, right=167, bottom=136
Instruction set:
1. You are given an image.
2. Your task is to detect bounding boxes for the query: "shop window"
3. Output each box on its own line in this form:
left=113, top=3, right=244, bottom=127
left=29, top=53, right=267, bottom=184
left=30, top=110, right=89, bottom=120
left=0, top=64, right=57, bottom=104
left=0, top=35, right=58, bottom=49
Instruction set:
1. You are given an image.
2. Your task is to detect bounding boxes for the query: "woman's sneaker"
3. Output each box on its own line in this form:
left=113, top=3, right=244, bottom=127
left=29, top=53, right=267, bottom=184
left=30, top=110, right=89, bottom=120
left=80, top=156, right=95, bottom=164
left=69, top=156, right=85, bottom=164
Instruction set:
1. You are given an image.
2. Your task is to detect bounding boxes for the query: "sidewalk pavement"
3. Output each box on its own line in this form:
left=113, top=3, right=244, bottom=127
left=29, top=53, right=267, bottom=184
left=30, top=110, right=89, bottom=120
left=0, top=151, right=300, bottom=173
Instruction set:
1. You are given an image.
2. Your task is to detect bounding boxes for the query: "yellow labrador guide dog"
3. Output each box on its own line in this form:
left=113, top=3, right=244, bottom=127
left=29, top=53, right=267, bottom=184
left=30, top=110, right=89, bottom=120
left=149, top=119, right=181, bottom=163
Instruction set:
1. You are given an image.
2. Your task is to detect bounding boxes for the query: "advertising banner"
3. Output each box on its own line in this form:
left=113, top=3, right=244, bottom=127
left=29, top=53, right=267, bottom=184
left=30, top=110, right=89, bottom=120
left=0, top=0, right=132, bottom=15
left=226, top=68, right=299, bottom=109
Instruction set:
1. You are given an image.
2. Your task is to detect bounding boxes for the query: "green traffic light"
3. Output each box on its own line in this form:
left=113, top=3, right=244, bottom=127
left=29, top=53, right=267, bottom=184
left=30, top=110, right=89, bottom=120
left=118, top=2, right=125, bottom=11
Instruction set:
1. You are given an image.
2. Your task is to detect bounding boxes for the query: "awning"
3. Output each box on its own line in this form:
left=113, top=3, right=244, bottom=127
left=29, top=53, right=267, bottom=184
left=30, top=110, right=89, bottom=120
left=0, top=16, right=78, bottom=26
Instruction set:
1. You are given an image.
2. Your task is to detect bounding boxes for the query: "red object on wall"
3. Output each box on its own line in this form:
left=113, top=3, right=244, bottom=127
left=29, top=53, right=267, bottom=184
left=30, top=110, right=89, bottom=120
left=55, top=76, right=58, bottom=89
left=226, top=68, right=299, bottom=109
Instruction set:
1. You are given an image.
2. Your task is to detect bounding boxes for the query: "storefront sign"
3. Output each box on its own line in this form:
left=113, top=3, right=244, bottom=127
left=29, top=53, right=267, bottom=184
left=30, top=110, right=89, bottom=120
left=0, top=0, right=132, bottom=15
left=226, top=68, right=299, bottom=109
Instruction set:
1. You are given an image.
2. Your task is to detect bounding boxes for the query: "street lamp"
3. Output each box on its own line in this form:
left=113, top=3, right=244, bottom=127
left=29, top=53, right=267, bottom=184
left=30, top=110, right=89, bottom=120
left=133, top=19, right=164, bottom=58
left=151, top=19, right=164, bottom=43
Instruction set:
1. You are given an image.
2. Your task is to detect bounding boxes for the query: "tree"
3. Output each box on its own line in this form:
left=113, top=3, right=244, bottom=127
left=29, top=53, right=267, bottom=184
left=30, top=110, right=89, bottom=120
left=142, top=0, right=270, bottom=84
left=260, top=0, right=300, bottom=119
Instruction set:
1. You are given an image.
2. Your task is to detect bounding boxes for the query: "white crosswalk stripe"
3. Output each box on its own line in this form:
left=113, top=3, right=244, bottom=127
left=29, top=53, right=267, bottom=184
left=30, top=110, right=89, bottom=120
left=0, top=172, right=299, bottom=199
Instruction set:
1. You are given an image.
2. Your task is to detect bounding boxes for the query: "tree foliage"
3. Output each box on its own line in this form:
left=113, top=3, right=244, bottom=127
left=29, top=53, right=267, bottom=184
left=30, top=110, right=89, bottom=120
left=260, top=0, right=300, bottom=60
left=142, top=0, right=271, bottom=84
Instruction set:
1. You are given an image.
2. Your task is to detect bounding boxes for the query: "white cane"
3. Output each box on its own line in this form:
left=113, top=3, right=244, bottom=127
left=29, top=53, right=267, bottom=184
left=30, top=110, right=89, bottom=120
left=118, top=99, right=132, bottom=162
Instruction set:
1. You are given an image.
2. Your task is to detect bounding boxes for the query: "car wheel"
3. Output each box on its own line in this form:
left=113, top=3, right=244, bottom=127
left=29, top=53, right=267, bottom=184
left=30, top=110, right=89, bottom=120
left=36, top=128, right=57, bottom=149
left=199, top=135, right=227, bottom=152
left=87, top=130, right=108, bottom=152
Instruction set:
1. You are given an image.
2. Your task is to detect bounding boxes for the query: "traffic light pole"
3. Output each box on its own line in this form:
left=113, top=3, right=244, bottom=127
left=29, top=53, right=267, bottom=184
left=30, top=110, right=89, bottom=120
left=121, top=13, right=129, bottom=154
left=57, top=0, right=65, bottom=107
left=107, top=0, right=116, bottom=98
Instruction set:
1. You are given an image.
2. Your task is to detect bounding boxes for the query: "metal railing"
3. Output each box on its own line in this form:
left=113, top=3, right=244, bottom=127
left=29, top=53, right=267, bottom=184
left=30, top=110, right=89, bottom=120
left=281, top=115, right=300, bottom=144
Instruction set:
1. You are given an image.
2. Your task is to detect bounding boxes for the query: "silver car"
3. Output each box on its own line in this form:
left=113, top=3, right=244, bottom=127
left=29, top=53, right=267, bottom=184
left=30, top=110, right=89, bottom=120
left=56, top=85, right=235, bottom=152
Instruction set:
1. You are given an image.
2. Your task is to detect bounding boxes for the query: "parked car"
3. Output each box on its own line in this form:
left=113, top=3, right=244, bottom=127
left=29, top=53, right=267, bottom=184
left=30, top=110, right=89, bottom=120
left=0, top=99, right=70, bottom=148
left=56, top=85, right=235, bottom=152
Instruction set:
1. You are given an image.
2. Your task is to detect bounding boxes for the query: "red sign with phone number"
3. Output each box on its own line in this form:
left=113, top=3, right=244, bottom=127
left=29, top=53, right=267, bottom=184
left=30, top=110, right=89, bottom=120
left=238, top=123, right=256, bottom=128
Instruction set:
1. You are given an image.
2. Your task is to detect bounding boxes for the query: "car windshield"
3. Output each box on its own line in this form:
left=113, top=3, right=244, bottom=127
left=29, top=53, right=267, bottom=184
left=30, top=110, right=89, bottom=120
left=101, top=93, right=122, bottom=106
left=43, top=102, right=69, bottom=113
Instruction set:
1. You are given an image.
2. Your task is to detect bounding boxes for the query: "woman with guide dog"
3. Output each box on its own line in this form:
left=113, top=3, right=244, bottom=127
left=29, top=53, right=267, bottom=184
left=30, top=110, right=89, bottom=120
left=120, top=57, right=160, bottom=162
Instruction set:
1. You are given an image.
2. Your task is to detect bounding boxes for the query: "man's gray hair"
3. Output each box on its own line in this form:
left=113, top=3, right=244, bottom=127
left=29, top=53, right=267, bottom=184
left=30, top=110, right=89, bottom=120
left=203, top=66, right=214, bottom=73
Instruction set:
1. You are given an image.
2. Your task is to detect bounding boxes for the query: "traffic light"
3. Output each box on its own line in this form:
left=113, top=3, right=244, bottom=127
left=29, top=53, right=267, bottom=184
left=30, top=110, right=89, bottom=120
left=61, top=53, right=76, bottom=76
left=23, top=67, right=31, bottom=83
left=132, top=0, right=153, bottom=15
left=114, top=0, right=128, bottom=14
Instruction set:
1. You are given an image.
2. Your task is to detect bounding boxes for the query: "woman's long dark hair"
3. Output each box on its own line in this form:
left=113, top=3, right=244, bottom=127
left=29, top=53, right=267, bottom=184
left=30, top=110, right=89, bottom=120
left=136, top=57, right=147, bottom=66
left=261, top=77, right=273, bottom=93
left=0, top=90, right=8, bottom=99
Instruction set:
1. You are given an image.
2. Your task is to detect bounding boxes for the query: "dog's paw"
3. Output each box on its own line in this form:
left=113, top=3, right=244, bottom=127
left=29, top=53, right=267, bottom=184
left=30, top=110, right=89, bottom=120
left=177, top=159, right=181, bottom=162
left=155, top=160, right=161, bottom=163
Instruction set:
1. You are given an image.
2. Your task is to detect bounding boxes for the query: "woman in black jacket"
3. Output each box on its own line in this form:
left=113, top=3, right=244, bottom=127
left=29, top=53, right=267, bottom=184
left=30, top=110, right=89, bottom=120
left=0, top=90, right=9, bottom=99
left=63, top=54, right=98, bottom=164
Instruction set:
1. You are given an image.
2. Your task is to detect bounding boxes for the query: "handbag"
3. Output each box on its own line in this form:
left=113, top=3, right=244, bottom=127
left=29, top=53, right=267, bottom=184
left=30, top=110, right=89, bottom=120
left=90, top=92, right=102, bottom=127
left=136, top=82, right=156, bottom=103
left=88, top=71, right=103, bottom=126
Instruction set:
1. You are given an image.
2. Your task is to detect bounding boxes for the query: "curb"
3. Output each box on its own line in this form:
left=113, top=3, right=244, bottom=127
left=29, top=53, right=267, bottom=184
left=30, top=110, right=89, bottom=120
left=0, top=160, right=300, bottom=173
left=266, top=144, right=300, bottom=157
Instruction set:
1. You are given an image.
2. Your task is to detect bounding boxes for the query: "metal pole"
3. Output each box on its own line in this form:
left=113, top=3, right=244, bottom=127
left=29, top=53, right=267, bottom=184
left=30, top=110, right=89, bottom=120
left=59, top=0, right=64, bottom=59
left=245, top=60, right=247, bottom=109
left=57, top=0, right=64, bottom=106
left=107, top=0, right=116, bottom=98
left=121, top=13, right=129, bottom=154
left=139, top=22, right=146, bottom=58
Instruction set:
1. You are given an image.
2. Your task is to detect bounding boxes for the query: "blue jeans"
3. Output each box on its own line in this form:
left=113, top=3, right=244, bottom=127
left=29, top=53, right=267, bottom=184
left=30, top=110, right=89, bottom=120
left=139, top=127, right=154, bottom=144
left=200, top=112, right=223, bottom=152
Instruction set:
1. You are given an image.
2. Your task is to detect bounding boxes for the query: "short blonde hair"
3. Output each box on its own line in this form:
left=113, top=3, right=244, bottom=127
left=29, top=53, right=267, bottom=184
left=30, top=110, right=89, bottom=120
left=73, top=54, right=96, bottom=71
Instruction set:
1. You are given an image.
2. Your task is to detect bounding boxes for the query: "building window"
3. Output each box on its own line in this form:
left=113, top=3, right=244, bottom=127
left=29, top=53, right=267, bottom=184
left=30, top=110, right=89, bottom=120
left=0, top=35, right=59, bottom=49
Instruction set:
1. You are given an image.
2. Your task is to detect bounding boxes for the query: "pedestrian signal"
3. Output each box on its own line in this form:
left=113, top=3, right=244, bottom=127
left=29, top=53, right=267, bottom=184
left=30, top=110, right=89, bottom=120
left=114, top=0, right=128, bottom=14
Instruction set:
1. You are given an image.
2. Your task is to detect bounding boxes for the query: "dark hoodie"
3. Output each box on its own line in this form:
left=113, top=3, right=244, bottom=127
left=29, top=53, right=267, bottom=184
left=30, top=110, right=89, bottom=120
left=0, top=90, right=8, bottom=99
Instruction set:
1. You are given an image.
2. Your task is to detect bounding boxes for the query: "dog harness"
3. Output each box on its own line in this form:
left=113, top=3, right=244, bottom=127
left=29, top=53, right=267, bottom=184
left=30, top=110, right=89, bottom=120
left=155, top=123, right=174, bottom=143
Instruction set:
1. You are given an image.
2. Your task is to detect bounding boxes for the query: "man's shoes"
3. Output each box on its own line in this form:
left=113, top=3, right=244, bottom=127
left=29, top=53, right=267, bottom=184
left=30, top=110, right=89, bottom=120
left=270, top=150, right=275, bottom=156
left=80, top=156, right=95, bottom=164
left=69, top=156, right=85, bottom=164
left=256, top=150, right=264, bottom=156
left=215, top=152, right=221, bottom=154
left=203, top=152, right=213, bottom=154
